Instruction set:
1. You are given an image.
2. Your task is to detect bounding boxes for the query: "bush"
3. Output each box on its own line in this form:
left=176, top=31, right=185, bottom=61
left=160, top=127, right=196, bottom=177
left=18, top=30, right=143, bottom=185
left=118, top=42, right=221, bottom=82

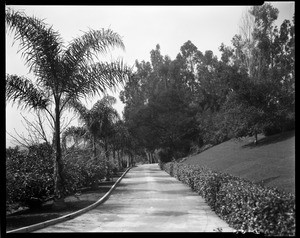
left=161, top=162, right=295, bottom=236
left=6, top=145, right=108, bottom=209
left=63, top=149, right=106, bottom=191
left=108, top=159, right=119, bottom=175
left=6, top=143, right=54, bottom=208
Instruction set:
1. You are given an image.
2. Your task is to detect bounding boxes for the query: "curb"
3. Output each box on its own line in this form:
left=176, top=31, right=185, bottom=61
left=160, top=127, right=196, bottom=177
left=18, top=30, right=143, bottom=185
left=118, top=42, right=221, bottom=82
left=7, top=166, right=132, bottom=233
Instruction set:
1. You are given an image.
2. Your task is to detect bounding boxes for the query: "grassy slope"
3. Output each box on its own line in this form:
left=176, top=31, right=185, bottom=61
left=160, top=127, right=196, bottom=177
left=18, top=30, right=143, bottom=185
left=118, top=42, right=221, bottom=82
left=183, top=130, right=295, bottom=194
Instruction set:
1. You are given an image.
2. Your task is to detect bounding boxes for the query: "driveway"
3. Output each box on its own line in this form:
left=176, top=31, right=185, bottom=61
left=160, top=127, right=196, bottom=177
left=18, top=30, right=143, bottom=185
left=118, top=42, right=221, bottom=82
left=36, top=163, right=234, bottom=232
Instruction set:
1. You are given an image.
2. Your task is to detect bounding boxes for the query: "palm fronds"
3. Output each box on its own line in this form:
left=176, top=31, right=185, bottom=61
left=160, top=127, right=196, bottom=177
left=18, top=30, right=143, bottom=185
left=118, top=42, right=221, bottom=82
left=6, top=7, right=129, bottom=198
left=67, top=99, right=90, bottom=125
left=64, top=59, right=131, bottom=100
left=62, top=28, right=125, bottom=78
left=6, top=74, right=50, bottom=110
left=6, top=8, right=64, bottom=92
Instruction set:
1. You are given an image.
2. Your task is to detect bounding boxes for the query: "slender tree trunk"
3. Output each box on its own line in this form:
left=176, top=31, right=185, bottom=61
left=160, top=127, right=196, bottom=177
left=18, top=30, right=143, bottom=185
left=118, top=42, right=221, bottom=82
left=254, top=132, right=258, bottom=145
left=121, top=149, right=124, bottom=168
left=127, top=154, right=132, bottom=167
left=92, top=135, right=97, bottom=160
left=145, top=150, right=150, bottom=164
left=152, top=153, right=157, bottom=163
left=151, top=153, right=154, bottom=164
left=54, top=103, right=65, bottom=204
left=113, top=147, right=116, bottom=161
left=105, top=140, right=110, bottom=181
left=117, top=150, right=121, bottom=169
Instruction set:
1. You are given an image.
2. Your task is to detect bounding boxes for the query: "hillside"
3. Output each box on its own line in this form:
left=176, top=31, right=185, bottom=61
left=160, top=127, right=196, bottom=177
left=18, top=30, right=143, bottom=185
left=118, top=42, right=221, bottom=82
left=183, top=130, right=295, bottom=194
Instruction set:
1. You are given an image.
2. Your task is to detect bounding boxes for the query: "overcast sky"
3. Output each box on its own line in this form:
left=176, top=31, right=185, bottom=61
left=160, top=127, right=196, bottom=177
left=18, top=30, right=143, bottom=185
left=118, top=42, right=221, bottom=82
left=5, top=3, right=295, bottom=147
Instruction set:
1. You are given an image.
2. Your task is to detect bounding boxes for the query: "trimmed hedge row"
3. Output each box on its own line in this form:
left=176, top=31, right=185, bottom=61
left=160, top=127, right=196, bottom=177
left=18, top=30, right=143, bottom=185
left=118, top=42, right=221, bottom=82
left=161, top=162, right=295, bottom=236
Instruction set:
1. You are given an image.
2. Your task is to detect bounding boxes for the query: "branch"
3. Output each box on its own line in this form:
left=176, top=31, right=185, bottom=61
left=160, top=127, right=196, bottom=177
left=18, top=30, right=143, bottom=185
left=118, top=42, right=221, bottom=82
left=36, top=111, right=50, bottom=144
left=44, top=111, right=55, bottom=131
left=7, top=130, right=31, bottom=149
left=20, top=113, right=46, bottom=142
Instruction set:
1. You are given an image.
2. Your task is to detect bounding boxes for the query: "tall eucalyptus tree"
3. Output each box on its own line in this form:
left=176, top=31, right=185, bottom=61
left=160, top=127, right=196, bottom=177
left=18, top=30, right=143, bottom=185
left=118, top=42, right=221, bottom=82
left=5, top=8, right=130, bottom=200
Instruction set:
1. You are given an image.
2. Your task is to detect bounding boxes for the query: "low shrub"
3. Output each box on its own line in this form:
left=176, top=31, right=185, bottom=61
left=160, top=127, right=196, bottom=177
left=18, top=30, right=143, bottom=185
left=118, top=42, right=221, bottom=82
left=161, top=162, right=295, bottom=236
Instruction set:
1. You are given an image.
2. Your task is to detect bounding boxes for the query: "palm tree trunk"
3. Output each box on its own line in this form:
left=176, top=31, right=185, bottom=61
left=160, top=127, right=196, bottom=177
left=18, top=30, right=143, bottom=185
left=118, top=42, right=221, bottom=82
left=54, top=103, right=65, bottom=204
left=113, top=148, right=116, bottom=160
left=93, top=135, right=97, bottom=160
left=127, top=154, right=130, bottom=167
left=105, top=140, right=110, bottom=181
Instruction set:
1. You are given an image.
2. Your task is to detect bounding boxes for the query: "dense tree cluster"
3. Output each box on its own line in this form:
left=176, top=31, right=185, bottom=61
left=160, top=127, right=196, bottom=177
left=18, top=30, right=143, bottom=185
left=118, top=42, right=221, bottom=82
left=120, top=3, right=295, bottom=162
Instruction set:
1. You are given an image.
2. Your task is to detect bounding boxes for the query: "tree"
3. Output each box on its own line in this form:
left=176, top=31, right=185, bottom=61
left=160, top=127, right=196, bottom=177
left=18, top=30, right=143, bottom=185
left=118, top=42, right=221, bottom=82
left=235, top=8, right=256, bottom=78
left=224, top=3, right=295, bottom=139
left=109, top=119, right=139, bottom=168
left=70, top=95, right=120, bottom=180
left=61, top=126, right=87, bottom=150
left=121, top=43, right=201, bottom=161
left=5, top=8, right=129, bottom=201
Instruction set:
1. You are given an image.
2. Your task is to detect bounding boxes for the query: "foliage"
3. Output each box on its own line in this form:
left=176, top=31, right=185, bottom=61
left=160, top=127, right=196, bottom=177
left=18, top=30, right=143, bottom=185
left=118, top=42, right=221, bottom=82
left=6, top=143, right=54, bottom=208
left=121, top=3, right=294, bottom=157
left=62, top=126, right=87, bottom=150
left=69, top=95, right=120, bottom=160
left=121, top=44, right=201, bottom=160
left=6, top=145, right=117, bottom=210
left=161, top=161, right=295, bottom=236
left=62, top=148, right=106, bottom=192
left=6, top=8, right=130, bottom=198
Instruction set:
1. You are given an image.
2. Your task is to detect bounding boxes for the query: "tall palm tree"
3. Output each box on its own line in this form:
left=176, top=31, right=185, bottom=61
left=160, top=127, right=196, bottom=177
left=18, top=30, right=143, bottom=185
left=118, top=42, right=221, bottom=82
left=70, top=95, right=120, bottom=180
left=5, top=8, right=130, bottom=201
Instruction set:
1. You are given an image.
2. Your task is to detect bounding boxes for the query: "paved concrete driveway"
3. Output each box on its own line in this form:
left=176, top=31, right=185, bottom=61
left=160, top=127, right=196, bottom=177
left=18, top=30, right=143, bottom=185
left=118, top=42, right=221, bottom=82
left=36, top=164, right=234, bottom=232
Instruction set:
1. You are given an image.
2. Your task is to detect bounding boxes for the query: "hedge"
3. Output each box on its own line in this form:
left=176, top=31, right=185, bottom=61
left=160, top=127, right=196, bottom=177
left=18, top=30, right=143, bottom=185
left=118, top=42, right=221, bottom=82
left=161, top=161, right=295, bottom=236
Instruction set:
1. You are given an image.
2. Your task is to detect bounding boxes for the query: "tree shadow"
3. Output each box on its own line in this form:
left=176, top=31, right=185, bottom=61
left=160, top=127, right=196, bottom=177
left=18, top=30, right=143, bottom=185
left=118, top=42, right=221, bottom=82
left=242, top=130, right=294, bottom=149
left=256, top=175, right=281, bottom=187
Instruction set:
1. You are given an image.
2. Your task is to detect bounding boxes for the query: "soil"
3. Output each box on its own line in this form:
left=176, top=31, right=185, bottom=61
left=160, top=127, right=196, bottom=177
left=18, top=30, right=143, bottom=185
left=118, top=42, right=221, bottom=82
left=6, top=172, right=123, bottom=232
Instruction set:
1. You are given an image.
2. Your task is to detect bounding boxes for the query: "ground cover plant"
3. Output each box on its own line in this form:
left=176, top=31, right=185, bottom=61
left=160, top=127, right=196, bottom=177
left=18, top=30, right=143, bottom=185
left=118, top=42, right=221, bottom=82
left=160, top=161, right=295, bottom=236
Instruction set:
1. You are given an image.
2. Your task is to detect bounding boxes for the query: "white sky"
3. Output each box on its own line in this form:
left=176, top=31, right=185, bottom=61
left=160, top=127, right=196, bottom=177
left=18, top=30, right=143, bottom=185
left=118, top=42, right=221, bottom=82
left=5, top=3, right=295, bottom=147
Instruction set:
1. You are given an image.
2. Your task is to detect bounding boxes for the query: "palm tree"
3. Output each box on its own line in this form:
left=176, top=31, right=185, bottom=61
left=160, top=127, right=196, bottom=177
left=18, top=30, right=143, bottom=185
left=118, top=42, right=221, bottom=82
left=62, top=126, right=87, bottom=150
left=5, top=8, right=130, bottom=201
left=110, top=120, right=130, bottom=168
left=70, top=95, right=120, bottom=180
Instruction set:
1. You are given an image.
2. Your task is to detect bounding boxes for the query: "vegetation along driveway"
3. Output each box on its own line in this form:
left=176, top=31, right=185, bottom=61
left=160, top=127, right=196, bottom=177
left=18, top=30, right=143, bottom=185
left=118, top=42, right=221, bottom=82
left=35, top=164, right=234, bottom=232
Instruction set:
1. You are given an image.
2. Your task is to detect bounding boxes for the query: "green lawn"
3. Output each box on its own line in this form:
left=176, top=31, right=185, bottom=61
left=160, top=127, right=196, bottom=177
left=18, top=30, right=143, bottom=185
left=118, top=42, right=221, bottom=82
left=183, top=130, right=295, bottom=194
